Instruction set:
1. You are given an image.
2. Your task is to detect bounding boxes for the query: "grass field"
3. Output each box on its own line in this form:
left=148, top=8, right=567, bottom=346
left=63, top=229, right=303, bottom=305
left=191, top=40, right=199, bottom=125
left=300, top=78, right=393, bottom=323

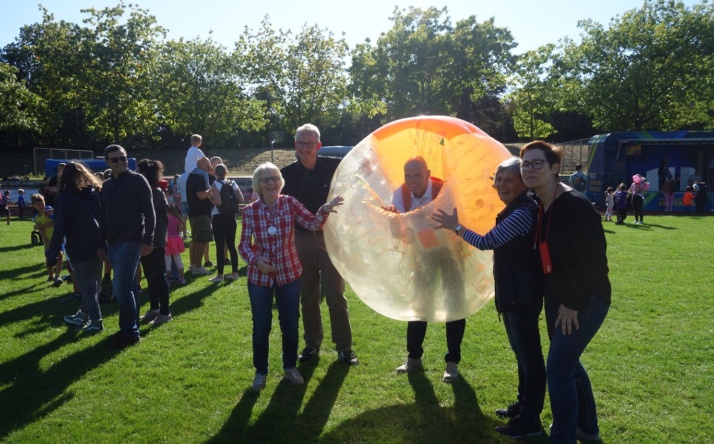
left=0, top=214, right=712, bottom=443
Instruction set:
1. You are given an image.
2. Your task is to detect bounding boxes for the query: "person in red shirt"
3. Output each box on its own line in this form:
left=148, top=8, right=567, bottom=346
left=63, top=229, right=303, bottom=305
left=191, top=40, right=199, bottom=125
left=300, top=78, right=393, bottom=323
left=239, top=162, right=343, bottom=392
left=683, top=186, right=695, bottom=214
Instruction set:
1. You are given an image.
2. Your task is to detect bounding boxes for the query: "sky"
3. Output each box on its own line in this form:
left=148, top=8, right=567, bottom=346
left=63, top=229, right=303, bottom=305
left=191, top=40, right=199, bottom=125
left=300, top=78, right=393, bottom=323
left=0, top=0, right=704, bottom=55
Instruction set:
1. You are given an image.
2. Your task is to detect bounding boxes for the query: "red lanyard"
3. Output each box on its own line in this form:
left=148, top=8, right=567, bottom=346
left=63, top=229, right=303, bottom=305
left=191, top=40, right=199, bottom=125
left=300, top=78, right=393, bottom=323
left=535, top=185, right=558, bottom=246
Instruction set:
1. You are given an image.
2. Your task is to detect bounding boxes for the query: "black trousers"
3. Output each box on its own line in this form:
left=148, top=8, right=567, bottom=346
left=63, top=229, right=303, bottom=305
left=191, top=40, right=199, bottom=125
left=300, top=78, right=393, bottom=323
left=406, top=319, right=466, bottom=364
left=212, top=213, right=239, bottom=275
left=140, top=247, right=170, bottom=315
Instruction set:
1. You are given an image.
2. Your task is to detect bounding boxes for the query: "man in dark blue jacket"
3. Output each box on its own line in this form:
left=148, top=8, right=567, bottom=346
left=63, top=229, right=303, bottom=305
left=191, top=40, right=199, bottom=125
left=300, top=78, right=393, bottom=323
left=98, top=145, right=155, bottom=349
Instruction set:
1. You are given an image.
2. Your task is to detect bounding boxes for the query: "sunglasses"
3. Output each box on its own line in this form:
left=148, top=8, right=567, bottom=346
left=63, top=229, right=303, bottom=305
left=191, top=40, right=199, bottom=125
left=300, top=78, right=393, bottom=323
left=108, top=156, right=127, bottom=164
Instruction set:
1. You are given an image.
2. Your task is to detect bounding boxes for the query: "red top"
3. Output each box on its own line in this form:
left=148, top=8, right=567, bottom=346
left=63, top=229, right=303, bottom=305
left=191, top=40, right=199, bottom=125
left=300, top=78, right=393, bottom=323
left=239, top=195, right=328, bottom=287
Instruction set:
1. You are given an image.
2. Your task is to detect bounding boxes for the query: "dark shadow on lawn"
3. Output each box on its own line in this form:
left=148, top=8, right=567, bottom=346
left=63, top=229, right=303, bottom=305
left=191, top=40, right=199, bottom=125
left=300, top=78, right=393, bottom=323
left=0, top=243, right=41, bottom=254
left=209, top=360, right=350, bottom=443
left=0, top=329, right=124, bottom=440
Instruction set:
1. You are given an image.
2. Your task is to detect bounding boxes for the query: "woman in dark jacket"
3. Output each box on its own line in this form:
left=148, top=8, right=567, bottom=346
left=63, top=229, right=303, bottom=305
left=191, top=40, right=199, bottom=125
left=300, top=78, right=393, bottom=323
left=433, top=157, right=545, bottom=438
left=46, top=162, right=105, bottom=333
left=137, top=159, right=172, bottom=325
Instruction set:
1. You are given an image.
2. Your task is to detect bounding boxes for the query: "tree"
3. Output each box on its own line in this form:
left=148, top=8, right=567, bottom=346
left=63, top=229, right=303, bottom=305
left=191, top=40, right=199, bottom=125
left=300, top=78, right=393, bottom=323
left=504, top=45, right=558, bottom=139
left=151, top=36, right=267, bottom=147
left=0, top=63, right=38, bottom=131
left=238, top=19, right=349, bottom=134
left=558, top=0, right=714, bottom=131
left=348, top=6, right=516, bottom=125
left=80, top=2, right=166, bottom=145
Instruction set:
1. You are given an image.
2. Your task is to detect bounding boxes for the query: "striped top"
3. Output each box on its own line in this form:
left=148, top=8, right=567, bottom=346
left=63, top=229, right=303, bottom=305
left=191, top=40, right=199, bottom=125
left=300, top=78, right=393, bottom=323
left=462, top=207, right=534, bottom=251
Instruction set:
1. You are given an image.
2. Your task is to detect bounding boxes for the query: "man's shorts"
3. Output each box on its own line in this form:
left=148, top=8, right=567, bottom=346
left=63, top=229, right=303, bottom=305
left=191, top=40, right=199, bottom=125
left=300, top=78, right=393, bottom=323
left=189, top=215, right=213, bottom=243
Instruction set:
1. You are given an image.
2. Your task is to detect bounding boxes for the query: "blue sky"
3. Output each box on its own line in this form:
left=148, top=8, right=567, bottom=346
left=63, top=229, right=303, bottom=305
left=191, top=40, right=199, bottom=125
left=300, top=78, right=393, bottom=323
left=0, top=0, right=703, bottom=54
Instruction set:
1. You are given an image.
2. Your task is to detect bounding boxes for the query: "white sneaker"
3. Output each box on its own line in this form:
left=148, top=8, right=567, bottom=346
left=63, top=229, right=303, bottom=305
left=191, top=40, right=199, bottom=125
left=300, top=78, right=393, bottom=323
left=443, top=362, right=459, bottom=382
left=396, top=357, right=423, bottom=373
left=208, top=275, right=224, bottom=283
left=251, top=373, right=267, bottom=391
left=140, top=309, right=160, bottom=323
left=150, top=314, right=173, bottom=326
left=192, top=267, right=210, bottom=276
left=284, top=367, right=304, bottom=385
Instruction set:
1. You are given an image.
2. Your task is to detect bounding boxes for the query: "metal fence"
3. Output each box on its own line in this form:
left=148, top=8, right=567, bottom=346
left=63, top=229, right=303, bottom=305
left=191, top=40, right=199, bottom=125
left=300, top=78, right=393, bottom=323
left=553, top=138, right=591, bottom=174
left=33, top=148, right=95, bottom=175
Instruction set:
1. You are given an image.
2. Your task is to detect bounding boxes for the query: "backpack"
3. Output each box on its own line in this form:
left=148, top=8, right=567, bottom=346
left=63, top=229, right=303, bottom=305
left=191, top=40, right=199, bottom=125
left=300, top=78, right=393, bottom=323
left=574, top=174, right=587, bottom=192
left=217, top=180, right=239, bottom=215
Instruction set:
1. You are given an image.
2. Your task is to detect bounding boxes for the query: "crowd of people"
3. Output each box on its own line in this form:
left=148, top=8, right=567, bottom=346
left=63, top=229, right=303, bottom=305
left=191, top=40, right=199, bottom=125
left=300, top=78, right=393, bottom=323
left=16, top=125, right=714, bottom=443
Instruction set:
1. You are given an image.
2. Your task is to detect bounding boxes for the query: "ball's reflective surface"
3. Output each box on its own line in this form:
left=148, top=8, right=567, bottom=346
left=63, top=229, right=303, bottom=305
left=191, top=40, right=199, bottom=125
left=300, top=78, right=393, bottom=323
left=325, top=116, right=512, bottom=322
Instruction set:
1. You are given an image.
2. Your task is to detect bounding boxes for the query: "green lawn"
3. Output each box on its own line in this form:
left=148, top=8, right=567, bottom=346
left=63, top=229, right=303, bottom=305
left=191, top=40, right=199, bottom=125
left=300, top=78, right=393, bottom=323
left=0, top=215, right=712, bottom=443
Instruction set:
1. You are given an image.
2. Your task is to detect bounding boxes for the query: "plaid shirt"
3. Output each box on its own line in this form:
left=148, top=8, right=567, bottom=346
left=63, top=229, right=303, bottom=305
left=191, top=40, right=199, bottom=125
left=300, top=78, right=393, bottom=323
left=239, top=195, right=328, bottom=287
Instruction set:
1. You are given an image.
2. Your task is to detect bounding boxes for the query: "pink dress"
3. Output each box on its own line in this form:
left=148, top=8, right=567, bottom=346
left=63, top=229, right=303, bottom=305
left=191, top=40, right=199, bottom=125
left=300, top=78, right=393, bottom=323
left=165, top=213, right=185, bottom=255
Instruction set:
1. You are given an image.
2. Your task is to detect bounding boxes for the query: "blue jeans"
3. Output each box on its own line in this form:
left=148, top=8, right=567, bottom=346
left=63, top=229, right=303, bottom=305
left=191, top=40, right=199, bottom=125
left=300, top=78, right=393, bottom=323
left=545, top=295, right=609, bottom=444
left=72, top=258, right=103, bottom=324
left=108, top=241, right=142, bottom=338
left=502, top=298, right=546, bottom=426
left=248, top=279, right=301, bottom=374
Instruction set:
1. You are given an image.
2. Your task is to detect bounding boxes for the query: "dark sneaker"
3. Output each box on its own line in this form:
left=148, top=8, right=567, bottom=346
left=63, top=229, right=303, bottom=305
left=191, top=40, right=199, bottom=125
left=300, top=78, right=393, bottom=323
left=298, top=347, right=319, bottom=363
left=251, top=372, right=267, bottom=391
left=82, top=319, right=104, bottom=334
left=64, top=310, right=88, bottom=326
left=495, top=416, right=543, bottom=438
left=53, top=278, right=64, bottom=287
left=576, top=427, right=601, bottom=442
left=495, top=401, right=521, bottom=419
left=338, top=350, right=359, bottom=366
left=224, top=259, right=232, bottom=265
left=204, top=261, right=214, bottom=267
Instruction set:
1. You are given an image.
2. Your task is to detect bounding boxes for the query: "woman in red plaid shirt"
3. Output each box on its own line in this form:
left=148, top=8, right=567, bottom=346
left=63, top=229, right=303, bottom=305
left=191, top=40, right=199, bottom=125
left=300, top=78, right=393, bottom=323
left=239, top=162, right=343, bottom=391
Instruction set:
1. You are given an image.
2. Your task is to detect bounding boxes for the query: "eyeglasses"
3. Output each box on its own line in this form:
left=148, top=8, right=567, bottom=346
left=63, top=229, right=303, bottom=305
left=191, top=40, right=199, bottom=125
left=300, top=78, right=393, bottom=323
left=259, top=176, right=280, bottom=184
left=108, top=156, right=127, bottom=164
left=296, top=141, right=318, bottom=148
left=521, top=160, right=547, bottom=170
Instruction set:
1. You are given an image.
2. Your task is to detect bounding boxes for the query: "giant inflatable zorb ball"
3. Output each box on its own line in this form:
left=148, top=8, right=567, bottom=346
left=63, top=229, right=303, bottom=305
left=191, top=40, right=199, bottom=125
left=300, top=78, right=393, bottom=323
left=324, top=116, right=512, bottom=322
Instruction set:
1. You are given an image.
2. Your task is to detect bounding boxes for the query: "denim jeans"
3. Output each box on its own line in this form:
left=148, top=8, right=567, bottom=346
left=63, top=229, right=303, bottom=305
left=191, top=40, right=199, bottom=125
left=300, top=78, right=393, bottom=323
left=72, top=257, right=103, bottom=324
left=502, top=299, right=546, bottom=426
left=108, top=241, right=142, bottom=338
left=545, top=295, right=609, bottom=444
left=406, top=319, right=466, bottom=364
left=248, top=279, right=301, bottom=374
left=140, top=246, right=170, bottom=315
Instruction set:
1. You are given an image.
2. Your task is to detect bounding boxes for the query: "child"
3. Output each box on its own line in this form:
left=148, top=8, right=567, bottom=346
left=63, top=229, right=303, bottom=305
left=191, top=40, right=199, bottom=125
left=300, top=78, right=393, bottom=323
left=17, top=189, right=26, bottom=219
left=615, top=183, right=628, bottom=225
left=31, top=193, right=64, bottom=285
left=683, top=186, right=695, bottom=215
left=1, top=190, right=9, bottom=225
left=165, top=203, right=187, bottom=285
left=604, top=187, right=614, bottom=221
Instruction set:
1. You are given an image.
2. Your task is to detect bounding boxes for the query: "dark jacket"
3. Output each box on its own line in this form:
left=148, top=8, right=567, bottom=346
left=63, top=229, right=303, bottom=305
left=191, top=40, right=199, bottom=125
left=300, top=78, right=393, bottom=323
left=99, top=170, right=155, bottom=247
left=492, top=192, right=543, bottom=312
left=46, top=186, right=102, bottom=264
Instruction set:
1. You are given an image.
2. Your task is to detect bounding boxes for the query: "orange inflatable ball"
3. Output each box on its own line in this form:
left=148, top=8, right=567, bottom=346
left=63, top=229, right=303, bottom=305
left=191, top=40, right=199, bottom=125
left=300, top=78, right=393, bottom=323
left=324, top=116, right=512, bottom=322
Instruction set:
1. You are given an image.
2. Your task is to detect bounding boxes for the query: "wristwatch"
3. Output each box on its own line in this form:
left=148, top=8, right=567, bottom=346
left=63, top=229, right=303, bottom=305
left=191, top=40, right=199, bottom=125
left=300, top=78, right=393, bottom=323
left=454, top=224, right=462, bottom=234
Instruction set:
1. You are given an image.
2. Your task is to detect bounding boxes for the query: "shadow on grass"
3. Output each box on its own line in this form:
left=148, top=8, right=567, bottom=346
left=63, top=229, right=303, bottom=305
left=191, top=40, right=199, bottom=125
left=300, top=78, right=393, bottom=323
left=0, top=329, right=125, bottom=440
left=0, top=243, right=41, bottom=254
left=208, top=360, right=350, bottom=443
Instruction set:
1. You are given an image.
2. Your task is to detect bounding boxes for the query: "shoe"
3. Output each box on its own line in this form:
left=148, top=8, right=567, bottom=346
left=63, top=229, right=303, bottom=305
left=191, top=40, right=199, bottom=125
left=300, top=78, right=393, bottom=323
left=53, top=278, right=64, bottom=287
left=46, top=276, right=54, bottom=283
left=576, top=427, right=601, bottom=442
left=495, top=401, right=521, bottom=419
left=178, top=277, right=187, bottom=285
left=225, top=273, right=239, bottom=281
left=192, top=267, right=210, bottom=276
left=284, top=367, right=304, bottom=385
left=495, top=416, right=543, bottom=438
left=208, top=275, right=224, bottom=283
left=251, top=373, right=267, bottom=391
left=150, top=314, right=173, bottom=326
left=140, top=309, right=160, bottom=323
left=298, top=347, right=319, bottom=363
left=396, top=357, right=423, bottom=373
left=338, top=350, right=359, bottom=366
left=106, top=332, right=140, bottom=350
left=82, top=319, right=104, bottom=334
left=204, top=261, right=213, bottom=267
left=443, top=362, right=459, bottom=382
left=188, top=265, right=196, bottom=272
left=224, top=259, right=231, bottom=265
left=64, top=310, right=88, bottom=326
left=61, top=292, right=83, bottom=302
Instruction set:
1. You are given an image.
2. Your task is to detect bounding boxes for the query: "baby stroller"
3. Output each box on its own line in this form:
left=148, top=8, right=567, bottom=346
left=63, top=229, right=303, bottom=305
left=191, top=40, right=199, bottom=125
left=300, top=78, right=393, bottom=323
left=31, top=230, right=43, bottom=246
